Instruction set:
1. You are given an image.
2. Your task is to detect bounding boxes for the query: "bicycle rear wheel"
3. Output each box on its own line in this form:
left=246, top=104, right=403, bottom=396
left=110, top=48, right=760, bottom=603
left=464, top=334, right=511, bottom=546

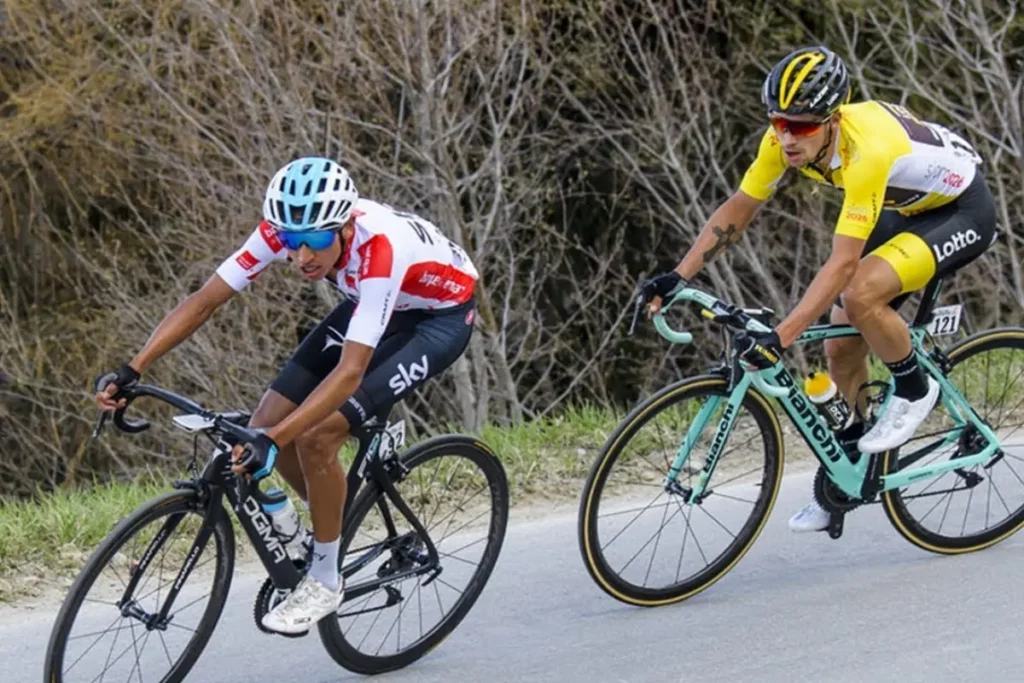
left=43, top=488, right=235, bottom=683
left=883, top=328, right=1024, bottom=553
left=318, top=435, right=508, bottom=675
left=578, top=375, right=783, bottom=607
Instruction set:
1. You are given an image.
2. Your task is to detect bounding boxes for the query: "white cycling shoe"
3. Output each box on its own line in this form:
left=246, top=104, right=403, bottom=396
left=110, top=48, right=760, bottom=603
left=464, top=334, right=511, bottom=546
left=788, top=500, right=831, bottom=533
left=261, top=574, right=344, bottom=635
left=858, top=378, right=940, bottom=454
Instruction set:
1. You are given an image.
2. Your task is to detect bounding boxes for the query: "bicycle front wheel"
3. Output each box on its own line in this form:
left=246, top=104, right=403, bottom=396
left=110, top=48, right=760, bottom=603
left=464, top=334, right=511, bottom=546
left=318, top=435, right=508, bottom=675
left=579, top=375, right=784, bottom=607
left=883, top=328, right=1024, bottom=553
left=43, top=488, right=235, bottom=683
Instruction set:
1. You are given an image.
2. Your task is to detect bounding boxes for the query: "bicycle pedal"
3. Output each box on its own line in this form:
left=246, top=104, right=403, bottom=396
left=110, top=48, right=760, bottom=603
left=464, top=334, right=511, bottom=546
left=826, top=512, right=845, bottom=540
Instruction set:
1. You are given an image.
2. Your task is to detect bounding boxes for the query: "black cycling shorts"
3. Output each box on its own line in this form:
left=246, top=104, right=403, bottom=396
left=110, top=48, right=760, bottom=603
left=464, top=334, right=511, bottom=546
left=837, top=169, right=997, bottom=311
left=270, top=297, right=476, bottom=428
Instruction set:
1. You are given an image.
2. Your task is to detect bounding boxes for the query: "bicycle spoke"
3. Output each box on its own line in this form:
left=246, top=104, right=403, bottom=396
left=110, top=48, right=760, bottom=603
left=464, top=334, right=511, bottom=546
left=642, top=496, right=672, bottom=587
left=89, top=621, right=147, bottom=683
left=599, top=490, right=670, bottom=551
left=167, top=591, right=212, bottom=620
left=915, top=474, right=958, bottom=524
left=99, top=611, right=125, bottom=682
left=125, top=626, right=151, bottom=683
left=706, top=466, right=762, bottom=490
left=598, top=500, right=675, bottom=519
left=695, top=504, right=739, bottom=540
left=440, top=534, right=487, bottom=560
left=615, top=505, right=683, bottom=576
left=158, top=630, right=174, bottom=669
left=706, top=490, right=757, bottom=505
left=64, top=613, right=126, bottom=674
left=935, top=476, right=957, bottom=535
left=673, top=497, right=710, bottom=568
left=433, top=575, right=465, bottom=597
left=67, top=621, right=135, bottom=643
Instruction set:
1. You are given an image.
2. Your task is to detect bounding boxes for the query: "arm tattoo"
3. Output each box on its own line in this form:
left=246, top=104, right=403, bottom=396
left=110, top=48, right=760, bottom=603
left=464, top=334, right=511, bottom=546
left=701, top=224, right=740, bottom=265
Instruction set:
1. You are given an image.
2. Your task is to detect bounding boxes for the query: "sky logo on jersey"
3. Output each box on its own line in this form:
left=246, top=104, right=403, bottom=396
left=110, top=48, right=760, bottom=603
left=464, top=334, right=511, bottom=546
left=933, top=229, right=980, bottom=263
left=388, top=355, right=429, bottom=395
left=236, top=250, right=259, bottom=270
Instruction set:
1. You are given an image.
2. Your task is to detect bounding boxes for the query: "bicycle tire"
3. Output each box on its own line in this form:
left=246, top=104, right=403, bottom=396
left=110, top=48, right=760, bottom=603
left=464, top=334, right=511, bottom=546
left=883, top=327, right=1024, bottom=553
left=318, top=435, right=508, bottom=675
left=43, top=489, right=235, bottom=683
left=578, top=374, right=784, bottom=606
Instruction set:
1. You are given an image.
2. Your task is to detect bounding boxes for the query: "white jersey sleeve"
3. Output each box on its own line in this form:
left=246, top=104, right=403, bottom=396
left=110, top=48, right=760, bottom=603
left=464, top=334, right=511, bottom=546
left=344, top=233, right=410, bottom=348
left=215, top=221, right=289, bottom=291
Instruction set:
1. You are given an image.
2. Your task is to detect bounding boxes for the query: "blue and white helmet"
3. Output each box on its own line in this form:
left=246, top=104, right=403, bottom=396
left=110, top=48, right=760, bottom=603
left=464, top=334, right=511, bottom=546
left=262, top=157, right=359, bottom=232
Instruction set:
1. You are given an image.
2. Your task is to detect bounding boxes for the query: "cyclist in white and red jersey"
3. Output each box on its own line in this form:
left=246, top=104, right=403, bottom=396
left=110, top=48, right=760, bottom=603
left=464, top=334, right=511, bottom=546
left=94, top=157, right=479, bottom=633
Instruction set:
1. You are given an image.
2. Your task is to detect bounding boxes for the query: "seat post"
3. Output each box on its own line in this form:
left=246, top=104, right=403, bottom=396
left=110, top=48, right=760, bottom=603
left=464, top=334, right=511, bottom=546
left=911, top=277, right=945, bottom=328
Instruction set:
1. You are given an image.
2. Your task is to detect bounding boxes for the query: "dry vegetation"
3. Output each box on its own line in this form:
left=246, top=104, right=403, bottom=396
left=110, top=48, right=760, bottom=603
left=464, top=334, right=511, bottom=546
left=1, top=0, right=1021, bottom=497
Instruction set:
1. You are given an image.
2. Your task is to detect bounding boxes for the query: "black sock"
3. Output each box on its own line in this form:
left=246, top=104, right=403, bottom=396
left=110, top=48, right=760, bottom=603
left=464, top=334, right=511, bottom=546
left=885, top=352, right=928, bottom=401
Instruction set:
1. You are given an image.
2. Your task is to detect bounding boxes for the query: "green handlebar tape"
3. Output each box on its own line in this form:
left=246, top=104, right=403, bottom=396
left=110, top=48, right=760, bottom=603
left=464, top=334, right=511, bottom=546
left=652, top=314, right=693, bottom=345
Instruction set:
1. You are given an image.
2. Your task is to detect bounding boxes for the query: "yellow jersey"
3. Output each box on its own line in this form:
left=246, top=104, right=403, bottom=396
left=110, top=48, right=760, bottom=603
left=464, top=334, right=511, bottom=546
left=739, top=101, right=983, bottom=240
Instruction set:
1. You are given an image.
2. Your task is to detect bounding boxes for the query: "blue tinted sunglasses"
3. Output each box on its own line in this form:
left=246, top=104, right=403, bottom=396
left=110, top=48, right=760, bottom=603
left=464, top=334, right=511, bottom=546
left=273, top=227, right=339, bottom=251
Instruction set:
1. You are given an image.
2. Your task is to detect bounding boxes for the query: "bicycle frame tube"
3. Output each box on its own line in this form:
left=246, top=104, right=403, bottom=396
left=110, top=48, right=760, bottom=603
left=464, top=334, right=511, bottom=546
left=203, top=450, right=303, bottom=591
left=875, top=332, right=1000, bottom=491
left=750, top=363, right=869, bottom=498
left=336, top=422, right=444, bottom=603
left=654, top=284, right=1001, bottom=502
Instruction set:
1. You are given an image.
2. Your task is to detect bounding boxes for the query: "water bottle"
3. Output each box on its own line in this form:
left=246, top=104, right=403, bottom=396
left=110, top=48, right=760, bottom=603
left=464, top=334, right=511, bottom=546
left=803, top=371, right=851, bottom=432
left=262, top=488, right=309, bottom=560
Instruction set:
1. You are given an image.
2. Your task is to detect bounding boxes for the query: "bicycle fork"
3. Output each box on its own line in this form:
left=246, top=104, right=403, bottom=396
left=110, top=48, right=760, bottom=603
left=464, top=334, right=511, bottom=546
left=118, top=487, right=224, bottom=631
left=664, top=373, right=754, bottom=505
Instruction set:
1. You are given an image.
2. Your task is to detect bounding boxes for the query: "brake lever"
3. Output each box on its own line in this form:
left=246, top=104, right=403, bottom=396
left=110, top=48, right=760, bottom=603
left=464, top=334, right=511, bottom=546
left=92, top=410, right=109, bottom=439
left=627, top=292, right=646, bottom=336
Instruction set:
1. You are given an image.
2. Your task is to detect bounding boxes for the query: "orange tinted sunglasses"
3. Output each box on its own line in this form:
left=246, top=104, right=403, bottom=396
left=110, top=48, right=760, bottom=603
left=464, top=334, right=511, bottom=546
left=770, top=114, right=831, bottom=137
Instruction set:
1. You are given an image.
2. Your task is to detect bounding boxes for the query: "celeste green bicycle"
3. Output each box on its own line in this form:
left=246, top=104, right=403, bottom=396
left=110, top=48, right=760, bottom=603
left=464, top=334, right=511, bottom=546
left=579, top=276, right=1024, bottom=606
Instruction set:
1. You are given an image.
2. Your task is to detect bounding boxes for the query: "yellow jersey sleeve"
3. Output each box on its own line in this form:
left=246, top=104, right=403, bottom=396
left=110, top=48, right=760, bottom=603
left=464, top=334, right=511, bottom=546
left=739, top=127, right=787, bottom=200
left=834, top=155, right=887, bottom=241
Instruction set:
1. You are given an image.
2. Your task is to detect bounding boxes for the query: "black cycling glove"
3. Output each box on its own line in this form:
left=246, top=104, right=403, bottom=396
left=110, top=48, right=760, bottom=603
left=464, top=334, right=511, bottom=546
left=236, top=432, right=280, bottom=480
left=94, top=364, right=141, bottom=396
left=638, top=271, right=687, bottom=305
left=734, top=330, right=784, bottom=370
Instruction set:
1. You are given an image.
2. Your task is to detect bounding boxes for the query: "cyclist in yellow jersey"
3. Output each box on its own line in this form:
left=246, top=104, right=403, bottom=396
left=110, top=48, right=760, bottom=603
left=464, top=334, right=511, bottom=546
left=638, top=46, right=996, bottom=533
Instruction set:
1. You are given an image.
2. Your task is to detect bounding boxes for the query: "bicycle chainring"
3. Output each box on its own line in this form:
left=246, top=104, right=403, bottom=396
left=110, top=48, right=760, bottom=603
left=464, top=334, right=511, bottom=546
left=813, top=465, right=862, bottom=513
left=254, top=571, right=308, bottom=639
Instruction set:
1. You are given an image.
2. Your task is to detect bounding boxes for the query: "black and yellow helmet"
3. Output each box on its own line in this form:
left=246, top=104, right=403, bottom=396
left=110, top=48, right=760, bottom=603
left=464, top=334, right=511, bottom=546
left=762, top=46, right=851, bottom=117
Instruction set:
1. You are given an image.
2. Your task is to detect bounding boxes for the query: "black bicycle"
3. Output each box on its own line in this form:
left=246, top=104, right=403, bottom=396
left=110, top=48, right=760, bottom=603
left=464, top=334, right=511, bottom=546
left=43, top=382, right=508, bottom=680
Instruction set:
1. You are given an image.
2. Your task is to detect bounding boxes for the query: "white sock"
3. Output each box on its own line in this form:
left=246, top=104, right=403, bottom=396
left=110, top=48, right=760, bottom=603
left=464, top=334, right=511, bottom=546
left=309, top=536, right=341, bottom=592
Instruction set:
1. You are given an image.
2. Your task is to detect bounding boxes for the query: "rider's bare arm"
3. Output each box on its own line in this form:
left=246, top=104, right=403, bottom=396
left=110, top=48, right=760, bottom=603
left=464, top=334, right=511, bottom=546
left=674, top=190, right=764, bottom=280
left=774, top=233, right=864, bottom=347
left=128, top=274, right=236, bottom=373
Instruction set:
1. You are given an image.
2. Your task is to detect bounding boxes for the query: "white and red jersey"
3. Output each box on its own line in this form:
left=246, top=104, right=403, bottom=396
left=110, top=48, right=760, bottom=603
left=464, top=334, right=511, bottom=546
left=215, top=198, right=478, bottom=348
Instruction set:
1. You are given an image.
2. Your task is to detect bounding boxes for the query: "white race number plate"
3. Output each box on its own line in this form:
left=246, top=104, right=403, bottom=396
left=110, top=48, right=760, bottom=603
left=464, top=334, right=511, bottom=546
left=928, top=304, right=963, bottom=336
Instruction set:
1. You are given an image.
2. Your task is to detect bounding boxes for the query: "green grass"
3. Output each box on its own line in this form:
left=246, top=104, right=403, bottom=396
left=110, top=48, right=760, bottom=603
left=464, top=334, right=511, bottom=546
left=0, top=404, right=622, bottom=603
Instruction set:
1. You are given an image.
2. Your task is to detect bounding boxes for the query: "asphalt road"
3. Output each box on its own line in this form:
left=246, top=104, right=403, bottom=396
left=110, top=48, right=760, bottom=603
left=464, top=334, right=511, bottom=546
left=7, top=468, right=1024, bottom=683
